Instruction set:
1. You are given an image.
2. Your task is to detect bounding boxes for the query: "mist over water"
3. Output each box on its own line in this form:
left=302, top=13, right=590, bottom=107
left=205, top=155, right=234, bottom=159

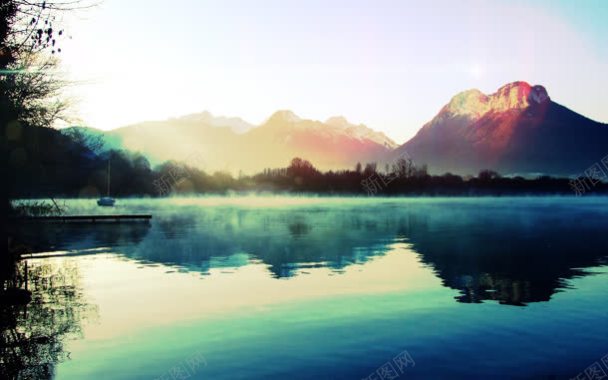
left=11, top=196, right=608, bottom=379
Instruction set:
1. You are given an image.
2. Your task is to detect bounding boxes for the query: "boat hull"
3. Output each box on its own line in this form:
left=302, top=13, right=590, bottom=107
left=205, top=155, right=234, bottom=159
left=97, top=197, right=116, bottom=207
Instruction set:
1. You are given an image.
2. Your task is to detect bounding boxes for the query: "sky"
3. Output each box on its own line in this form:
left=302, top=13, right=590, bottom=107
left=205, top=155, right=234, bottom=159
left=59, top=0, right=608, bottom=143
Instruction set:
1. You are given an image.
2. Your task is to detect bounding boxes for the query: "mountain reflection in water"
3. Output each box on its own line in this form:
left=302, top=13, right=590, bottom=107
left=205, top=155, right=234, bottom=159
left=20, top=197, right=608, bottom=306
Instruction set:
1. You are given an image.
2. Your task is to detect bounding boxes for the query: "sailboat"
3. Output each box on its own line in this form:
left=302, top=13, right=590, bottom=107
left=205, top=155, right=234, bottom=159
left=97, top=159, right=116, bottom=206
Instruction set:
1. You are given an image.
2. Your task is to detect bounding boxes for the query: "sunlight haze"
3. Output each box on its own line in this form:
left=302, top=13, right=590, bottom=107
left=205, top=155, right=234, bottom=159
left=61, top=0, right=608, bottom=143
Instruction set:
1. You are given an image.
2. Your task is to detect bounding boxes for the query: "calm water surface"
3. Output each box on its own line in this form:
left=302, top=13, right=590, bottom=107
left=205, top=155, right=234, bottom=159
left=9, top=197, right=608, bottom=379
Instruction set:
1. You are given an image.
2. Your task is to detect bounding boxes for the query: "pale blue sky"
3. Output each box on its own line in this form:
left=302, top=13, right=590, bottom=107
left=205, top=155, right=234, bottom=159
left=61, top=0, right=608, bottom=142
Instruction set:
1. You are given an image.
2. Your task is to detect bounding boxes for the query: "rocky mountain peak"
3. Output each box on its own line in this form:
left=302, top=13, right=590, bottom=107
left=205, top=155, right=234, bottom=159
left=446, top=82, right=550, bottom=118
left=267, top=110, right=302, bottom=124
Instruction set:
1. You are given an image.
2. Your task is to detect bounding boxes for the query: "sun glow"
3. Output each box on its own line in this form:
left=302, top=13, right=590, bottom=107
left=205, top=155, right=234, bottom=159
left=469, top=63, right=484, bottom=79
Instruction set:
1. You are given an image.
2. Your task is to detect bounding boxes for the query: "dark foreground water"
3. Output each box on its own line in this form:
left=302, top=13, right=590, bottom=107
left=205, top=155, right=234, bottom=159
left=6, top=197, right=608, bottom=379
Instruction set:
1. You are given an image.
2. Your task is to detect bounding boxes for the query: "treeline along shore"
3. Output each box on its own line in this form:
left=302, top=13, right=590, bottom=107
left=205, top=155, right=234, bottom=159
left=6, top=124, right=608, bottom=199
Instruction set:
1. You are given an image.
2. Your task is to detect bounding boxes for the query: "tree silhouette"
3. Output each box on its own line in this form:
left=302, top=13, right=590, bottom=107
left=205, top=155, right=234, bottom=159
left=478, top=169, right=501, bottom=181
left=3, top=1, right=95, bottom=203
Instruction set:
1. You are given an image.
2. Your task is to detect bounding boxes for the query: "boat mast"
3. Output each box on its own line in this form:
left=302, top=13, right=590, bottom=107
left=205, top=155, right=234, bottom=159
left=107, top=159, right=111, bottom=197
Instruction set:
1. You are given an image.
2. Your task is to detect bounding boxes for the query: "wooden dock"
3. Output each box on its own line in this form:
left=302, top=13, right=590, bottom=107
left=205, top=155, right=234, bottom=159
left=11, top=214, right=152, bottom=223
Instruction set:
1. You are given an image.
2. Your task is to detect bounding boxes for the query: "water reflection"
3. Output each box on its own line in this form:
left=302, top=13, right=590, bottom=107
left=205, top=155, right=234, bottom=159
left=0, top=260, right=97, bottom=379
left=20, top=198, right=608, bottom=306
left=406, top=209, right=608, bottom=305
left=18, top=222, right=151, bottom=254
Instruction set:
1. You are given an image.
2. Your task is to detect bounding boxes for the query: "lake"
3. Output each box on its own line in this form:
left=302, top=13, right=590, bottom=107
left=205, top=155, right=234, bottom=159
left=6, top=197, right=608, bottom=379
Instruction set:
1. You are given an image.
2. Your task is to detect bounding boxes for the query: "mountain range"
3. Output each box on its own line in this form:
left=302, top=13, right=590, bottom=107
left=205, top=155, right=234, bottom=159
left=66, top=110, right=397, bottom=173
left=65, top=81, right=608, bottom=176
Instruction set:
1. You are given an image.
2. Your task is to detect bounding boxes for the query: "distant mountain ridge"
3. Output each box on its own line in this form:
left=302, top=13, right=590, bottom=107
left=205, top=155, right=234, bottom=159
left=66, top=110, right=397, bottom=173
left=177, top=111, right=254, bottom=134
